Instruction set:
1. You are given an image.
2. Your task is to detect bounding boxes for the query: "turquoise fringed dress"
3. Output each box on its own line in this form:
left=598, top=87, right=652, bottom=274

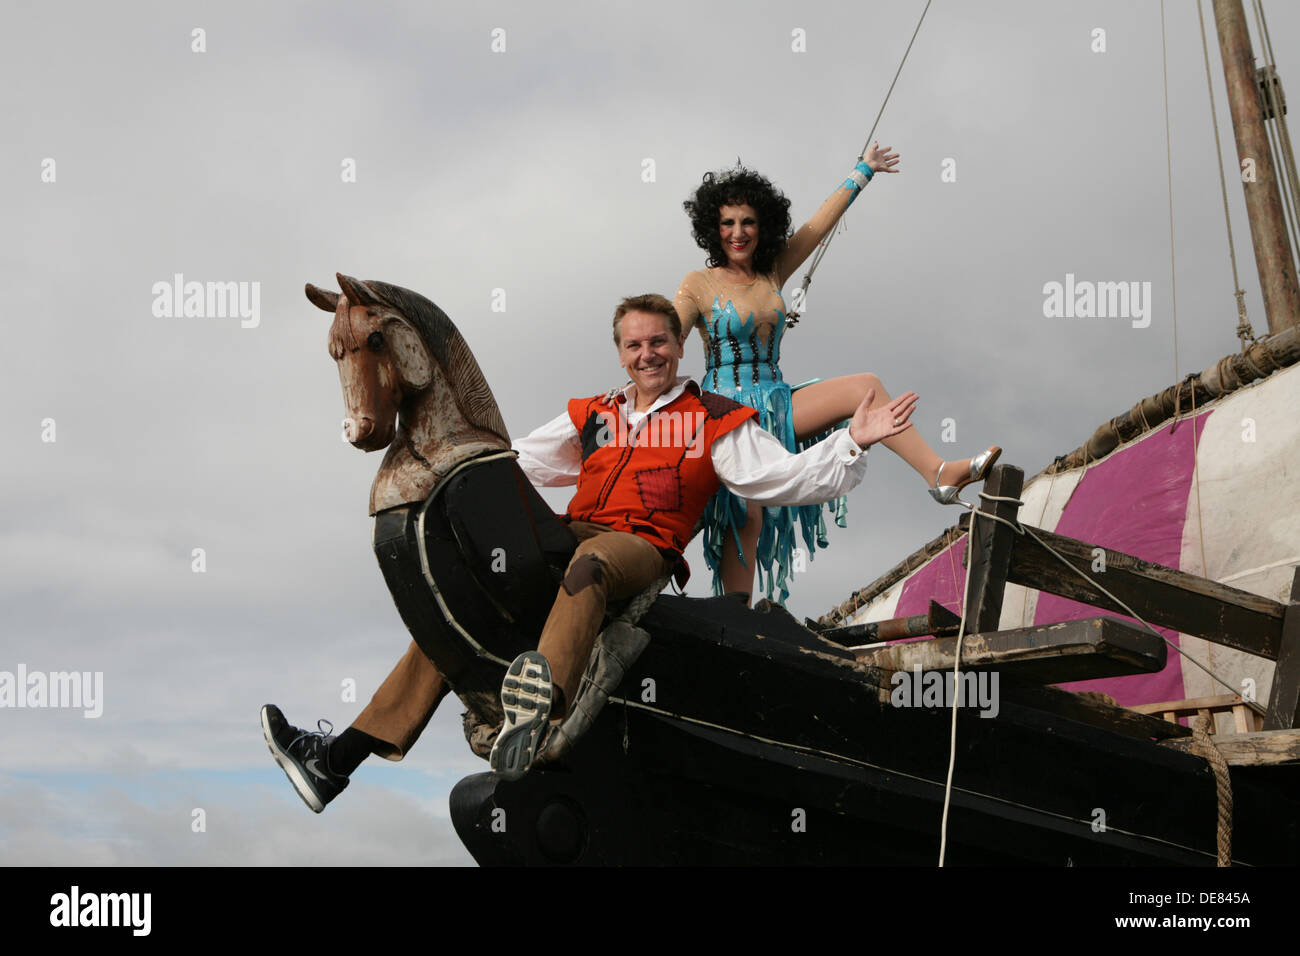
left=700, top=289, right=849, bottom=604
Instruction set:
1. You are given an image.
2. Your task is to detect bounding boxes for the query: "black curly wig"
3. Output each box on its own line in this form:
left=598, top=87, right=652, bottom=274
left=683, top=164, right=793, bottom=276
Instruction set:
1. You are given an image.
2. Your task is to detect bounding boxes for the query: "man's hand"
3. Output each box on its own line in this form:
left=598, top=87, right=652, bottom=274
left=848, top=389, right=918, bottom=449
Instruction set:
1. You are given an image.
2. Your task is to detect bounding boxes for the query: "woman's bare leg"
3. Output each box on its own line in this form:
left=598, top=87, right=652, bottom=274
left=720, top=499, right=763, bottom=600
left=791, top=373, right=973, bottom=485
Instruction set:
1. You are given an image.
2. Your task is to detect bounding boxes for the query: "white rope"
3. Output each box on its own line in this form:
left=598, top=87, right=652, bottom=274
left=935, top=482, right=1250, bottom=865
left=971, top=492, right=1243, bottom=696
left=937, top=499, right=977, bottom=866
left=789, top=0, right=933, bottom=319
left=1161, top=0, right=1182, bottom=391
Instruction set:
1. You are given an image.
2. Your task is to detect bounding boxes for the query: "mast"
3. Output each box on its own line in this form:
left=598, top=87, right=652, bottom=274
left=1213, top=0, right=1300, bottom=334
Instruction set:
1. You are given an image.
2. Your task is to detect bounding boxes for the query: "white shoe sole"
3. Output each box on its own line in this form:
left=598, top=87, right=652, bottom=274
left=489, top=652, right=553, bottom=781
left=261, top=706, right=326, bottom=813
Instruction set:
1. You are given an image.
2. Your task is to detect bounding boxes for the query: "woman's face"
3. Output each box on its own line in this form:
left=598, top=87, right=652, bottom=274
left=718, top=203, right=759, bottom=268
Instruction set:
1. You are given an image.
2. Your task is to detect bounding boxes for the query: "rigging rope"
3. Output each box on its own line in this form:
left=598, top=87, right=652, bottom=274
left=1165, top=5, right=1212, bottom=636
left=1252, top=0, right=1300, bottom=277
left=980, top=493, right=1244, bottom=695
left=787, top=0, right=933, bottom=322
left=937, top=496, right=977, bottom=867
left=1162, top=1, right=1182, bottom=391
left=1190, top=716, right=1235, bottom=866
left=936, top=487, right=1251, bottom=865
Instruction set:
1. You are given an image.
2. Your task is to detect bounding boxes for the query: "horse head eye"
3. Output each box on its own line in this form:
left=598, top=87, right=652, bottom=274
left=366, top=331, right=384, bottom=351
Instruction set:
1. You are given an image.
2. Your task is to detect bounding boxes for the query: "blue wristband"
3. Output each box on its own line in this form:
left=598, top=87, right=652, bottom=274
left=841, top=160, right=875, bottom=203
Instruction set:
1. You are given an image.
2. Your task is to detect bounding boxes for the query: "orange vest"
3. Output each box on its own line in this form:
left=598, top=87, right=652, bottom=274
left=565, top=383, right=758, bottom=556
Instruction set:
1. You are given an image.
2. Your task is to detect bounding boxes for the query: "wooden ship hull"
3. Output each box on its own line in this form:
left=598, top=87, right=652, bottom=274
left=447, top=602, right=1300, bottom=866
left=372, top=446, right=1300, bottom=865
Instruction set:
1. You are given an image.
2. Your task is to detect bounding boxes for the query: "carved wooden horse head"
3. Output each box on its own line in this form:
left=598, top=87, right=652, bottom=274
left=306, top=273, right=511, bottom=514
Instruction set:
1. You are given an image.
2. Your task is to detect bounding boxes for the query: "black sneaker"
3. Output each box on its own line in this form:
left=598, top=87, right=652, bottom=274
left=489, top=652, right=553, bottom=781
left=260, top=704, right=349, bottom=813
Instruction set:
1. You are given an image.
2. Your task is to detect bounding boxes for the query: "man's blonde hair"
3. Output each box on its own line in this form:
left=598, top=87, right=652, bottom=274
left=612, top=294, right=681, bottom=345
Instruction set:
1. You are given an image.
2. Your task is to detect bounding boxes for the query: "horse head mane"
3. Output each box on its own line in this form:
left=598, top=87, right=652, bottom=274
left=344, top=275, right=511, bottom=446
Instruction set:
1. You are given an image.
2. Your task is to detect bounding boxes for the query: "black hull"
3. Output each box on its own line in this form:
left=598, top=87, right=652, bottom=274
left=374, top=455, right=1300, bottom=865
left=451, top=595, right=1300, bottom=865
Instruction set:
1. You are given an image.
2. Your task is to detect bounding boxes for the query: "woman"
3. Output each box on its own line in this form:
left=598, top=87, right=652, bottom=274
left=673, top=144, right=999, bottom=603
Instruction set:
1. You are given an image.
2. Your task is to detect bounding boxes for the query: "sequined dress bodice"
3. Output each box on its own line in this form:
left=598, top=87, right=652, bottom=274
left=698, top=272, right=789, bottom=392
left=702, top=299, right=789, bottom=392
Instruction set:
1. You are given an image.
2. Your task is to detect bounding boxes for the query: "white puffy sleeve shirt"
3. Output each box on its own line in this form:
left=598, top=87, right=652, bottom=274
left=512, top=381, right=869, bottom=506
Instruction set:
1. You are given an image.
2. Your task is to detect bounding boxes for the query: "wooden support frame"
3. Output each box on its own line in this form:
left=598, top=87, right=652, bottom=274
left=837, top=456, right=1299, bottom=733
left=1263, top=567, right=1300, bottom=730
left=1003, top=682, right=1191, bottom=740
left=1004, top=524, right=1288, bottom=659
left=854, top=616, right=1167, bottom=684
left=1130, top=694, right=1265, bottom=734
left=1160, top=728, right=1300, bottom=766
left=962, top=465, right=1024, bottom=634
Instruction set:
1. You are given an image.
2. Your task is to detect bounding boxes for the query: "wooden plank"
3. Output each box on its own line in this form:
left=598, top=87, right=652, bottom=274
left=1001, top=682, right=1191, bottom=740
left=1005, top=523, right=1287, bottom=659
left=1263, top=567, right=1300, bottom=729
left=1130, top=693, right=1254, bottom=714
left=1232, top=706, right=1251, bottom=734
left=1159, top=728, right=1300, bottom=766
left=963, top=465, right=1024, bottom=634
left=853, top=616, right=1166, bottom=684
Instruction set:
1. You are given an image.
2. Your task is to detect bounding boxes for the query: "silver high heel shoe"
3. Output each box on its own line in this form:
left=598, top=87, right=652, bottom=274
left=929, top=446, right=1002, bottom=505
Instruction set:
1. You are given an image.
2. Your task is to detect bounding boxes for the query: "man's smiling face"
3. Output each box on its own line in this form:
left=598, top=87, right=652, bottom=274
left=616, top=310, right=683, bottom=406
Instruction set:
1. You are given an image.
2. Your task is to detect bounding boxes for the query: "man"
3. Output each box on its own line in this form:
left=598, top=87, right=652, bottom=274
left=262, top=293, right=916, bottom=809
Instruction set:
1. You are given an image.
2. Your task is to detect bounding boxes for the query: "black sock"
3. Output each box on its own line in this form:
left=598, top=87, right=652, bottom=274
left=328, top=728, right=380, bottom=776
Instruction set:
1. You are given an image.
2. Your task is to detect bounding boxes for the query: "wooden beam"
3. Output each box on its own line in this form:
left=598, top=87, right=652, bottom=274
left=1159, top=728, right=1300, bottom=766
left=963, top=464, right=1024, bottom=634
left=854, top=616, right=1166, bottom=684
left=1263, top=567, right=1300, bottom=730
left=1005, top=524, right=1287, bottom=659
left=1130, top=693, right=1262, bottom=716
left=1002, top=682, right=1191, bottom=740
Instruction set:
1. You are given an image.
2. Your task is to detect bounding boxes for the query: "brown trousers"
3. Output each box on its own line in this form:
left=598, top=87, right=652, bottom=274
left=352, top=521, right=669, bottom=759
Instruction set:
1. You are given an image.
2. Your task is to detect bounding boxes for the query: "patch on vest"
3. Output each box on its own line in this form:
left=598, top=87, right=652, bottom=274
left=698, top=390, right=747, bottom=420
left=634, top=465, right=682, bottom=513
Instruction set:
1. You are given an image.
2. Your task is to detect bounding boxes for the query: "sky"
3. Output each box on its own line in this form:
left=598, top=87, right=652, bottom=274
left=4, top=0, right=1298, bottom=866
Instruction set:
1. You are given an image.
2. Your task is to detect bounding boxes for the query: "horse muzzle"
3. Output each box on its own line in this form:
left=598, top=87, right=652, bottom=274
left=345, top=416, right=394, bottom=451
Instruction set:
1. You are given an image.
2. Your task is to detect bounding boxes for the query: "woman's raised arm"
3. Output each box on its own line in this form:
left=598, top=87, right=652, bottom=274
left=773, top=142, right=899, bottom=288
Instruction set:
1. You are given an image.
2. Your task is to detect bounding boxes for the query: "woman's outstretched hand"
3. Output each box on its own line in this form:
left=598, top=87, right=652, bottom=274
left=863, top=141, right=900, bottom=175
left=849, top=389, right=917, bottom=449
